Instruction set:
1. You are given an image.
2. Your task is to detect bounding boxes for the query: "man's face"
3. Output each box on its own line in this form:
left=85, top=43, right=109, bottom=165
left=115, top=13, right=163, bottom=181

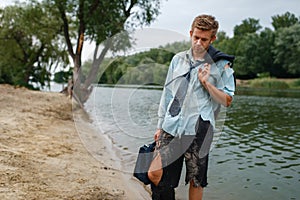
left=190, top=28, right=216, bottom=56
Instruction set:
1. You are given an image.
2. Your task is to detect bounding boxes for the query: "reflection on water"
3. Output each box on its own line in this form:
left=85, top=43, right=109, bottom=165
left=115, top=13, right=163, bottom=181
left=237, top=87, right=300, bottom=98
left=85, top=87, right=300, bottom=200
left=205, top=96, right=300, bottom=200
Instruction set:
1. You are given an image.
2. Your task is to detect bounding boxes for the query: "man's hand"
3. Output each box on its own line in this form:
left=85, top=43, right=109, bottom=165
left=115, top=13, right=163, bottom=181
left=154, top=129, right=162, bottom=142
left=198, top=63, right=233, bottom=107
left=198, top=63, right=211, bottom=89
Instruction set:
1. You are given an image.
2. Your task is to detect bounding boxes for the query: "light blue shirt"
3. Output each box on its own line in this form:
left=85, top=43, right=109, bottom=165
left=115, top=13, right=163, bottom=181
left=157, top=49, right=235, bottom=137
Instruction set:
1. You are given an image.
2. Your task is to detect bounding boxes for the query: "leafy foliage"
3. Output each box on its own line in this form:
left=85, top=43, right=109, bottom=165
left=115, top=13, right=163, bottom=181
left=91, top=12, right=300, bottom=85
left=272, top=12, right=299, bottom=30
left=97, top=48, right=174, bottom=85
left=273, top=24, right=300, bottom=75
left=1, top=4, right=299, bottom=91
left=53, top=69, right=73, bottom=84
left=249, top=78, right=290, bottom=89
left=290, top=79, right=300, bottom=88
left=0, top=3, right=68, bottom=89
left=233, top=18, right=262, bottom=37
left=215, top=12, right=300, bottom=79
left=43, top=0, right=162, bottom=103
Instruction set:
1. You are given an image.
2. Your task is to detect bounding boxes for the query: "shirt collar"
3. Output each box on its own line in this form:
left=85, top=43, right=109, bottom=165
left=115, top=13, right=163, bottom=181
left=186, top=48, right=206, bottom=67
left=186, top=48, right=205, bottom=65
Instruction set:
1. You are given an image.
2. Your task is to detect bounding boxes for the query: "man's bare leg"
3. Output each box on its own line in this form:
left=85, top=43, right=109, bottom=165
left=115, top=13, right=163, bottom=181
left=189, top=180, right=203, bottom=200
left=148, top=153, right=163, bottom=186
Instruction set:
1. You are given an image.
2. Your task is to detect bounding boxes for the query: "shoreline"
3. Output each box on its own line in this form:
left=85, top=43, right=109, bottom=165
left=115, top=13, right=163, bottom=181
left=72, top=103, right=151, bottom=199
left=0, top=84, right=150, bottom=199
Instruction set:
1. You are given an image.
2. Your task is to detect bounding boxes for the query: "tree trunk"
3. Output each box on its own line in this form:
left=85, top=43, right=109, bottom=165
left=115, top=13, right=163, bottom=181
left=71, top=38, right=112, bottom=107
left=84, top=38, right=112, bottom=88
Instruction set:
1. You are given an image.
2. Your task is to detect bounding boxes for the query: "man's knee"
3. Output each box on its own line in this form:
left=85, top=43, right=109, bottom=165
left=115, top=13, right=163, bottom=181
left=148, top=153, right=163, bottom=186
left=148, top=168, right=162, bottom=186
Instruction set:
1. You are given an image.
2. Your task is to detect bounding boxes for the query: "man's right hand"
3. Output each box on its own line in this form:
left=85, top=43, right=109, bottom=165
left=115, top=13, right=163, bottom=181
left=154, top=129, right=162, bottom=141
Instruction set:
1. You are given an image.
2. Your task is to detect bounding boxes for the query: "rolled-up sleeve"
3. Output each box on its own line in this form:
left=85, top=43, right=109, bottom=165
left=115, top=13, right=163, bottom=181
left=216, top=60, right=235, bottom=97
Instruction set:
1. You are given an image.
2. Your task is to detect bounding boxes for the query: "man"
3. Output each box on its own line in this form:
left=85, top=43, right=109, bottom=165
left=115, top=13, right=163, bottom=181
left=148, top=14, right=235, bottom=200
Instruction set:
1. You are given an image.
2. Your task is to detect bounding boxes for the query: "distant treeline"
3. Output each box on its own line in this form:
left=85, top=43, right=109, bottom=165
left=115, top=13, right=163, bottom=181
left=81, top=12, right=300, bottom=85
left=1, top=2, right=298, bottom=89
left=81, top=48, right=175, bottom=86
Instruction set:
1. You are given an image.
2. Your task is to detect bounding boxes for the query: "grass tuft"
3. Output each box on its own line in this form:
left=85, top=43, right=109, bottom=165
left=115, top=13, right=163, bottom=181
left=249, top=78, right=290, bottom=89
left=289, top=79, right=300, bottom=89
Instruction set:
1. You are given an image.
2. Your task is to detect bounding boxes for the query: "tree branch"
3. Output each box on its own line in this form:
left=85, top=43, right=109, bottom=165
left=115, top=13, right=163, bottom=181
left=84, top=37, right=112, bottom=88
left=93, top=44, right=99, bottom=61
left=124, top=0, right=137, bottom=17
left=75, top=0, right=85, bottom=63
left=87, top=0, right=100, bottom=17
left=57, top=3, right=75, bottom=60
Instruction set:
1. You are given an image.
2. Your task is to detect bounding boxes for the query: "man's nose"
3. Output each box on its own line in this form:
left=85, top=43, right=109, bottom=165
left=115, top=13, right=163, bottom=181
left=196, top=39, right=202, bottom=45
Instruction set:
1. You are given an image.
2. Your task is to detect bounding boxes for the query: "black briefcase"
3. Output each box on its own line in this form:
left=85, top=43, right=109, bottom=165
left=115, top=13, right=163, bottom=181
left=133, top=142, right=156, bottom=185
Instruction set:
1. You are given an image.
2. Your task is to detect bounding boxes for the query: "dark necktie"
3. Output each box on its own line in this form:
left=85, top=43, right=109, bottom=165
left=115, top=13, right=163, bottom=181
left=168, top=46, right=235, bottom=117
left=168, top=57, right=204, bottom=117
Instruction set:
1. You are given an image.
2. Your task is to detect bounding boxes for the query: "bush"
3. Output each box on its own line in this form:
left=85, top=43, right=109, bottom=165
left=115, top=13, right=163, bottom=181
left=289, top=79, right=300, bottom=88
left=250, top=78, right=290, bottom=89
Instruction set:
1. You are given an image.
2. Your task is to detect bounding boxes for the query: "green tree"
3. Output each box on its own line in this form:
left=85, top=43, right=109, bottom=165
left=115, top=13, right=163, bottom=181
left=273, top=24, right=300, bottom=77
left=272, top=12, right=299, bottom=30
left=234, top=33, right=261, bottom=78
left=258, top=28, right=277, bottom=77
left=44, top=0, right=162, bottom=104
left=214, top=31, right=235, bottom=55
left=0, top=3, right=68, bottom=89
left=229, top=18, right=263, bottom=78
left=54, top=69, right=72, bottom=84
left=236, top=28, right=277, bottom=78
left=95, top=47, right=173, bottom=85
left=233, top=18, right=262, bottom=37
left=162, top=41, right=190, bottom=54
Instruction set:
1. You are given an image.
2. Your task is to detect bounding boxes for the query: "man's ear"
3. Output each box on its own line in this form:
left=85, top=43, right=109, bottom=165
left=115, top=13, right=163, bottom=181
left=189, top=30, right=193, bottom=37
left=211, top=35, right=217, bottom=43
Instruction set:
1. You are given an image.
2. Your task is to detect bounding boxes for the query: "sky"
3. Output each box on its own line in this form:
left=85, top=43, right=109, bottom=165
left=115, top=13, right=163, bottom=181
left=127, top=0, right=300, bottom=55
left=1, top=0, right=300, bottom=59
left=147, top=0, right=300, bottom=36
left=2, top=0, right=299, bottom=36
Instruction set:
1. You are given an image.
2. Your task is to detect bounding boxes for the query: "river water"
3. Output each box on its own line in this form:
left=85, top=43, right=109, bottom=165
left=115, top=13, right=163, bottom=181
left=83, top=86, right=300, bottom=200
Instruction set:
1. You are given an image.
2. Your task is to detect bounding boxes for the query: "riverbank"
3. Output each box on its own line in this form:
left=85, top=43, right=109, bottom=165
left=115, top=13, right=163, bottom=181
left=235, top=78, right=300, bottom=98
left=0, top=84, right=150, bottom=199
left=236, top=78, right=300, bottom=89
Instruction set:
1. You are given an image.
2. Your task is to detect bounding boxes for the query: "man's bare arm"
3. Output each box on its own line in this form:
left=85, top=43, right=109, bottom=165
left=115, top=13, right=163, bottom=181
left=198, top=64, right=233, bottom=107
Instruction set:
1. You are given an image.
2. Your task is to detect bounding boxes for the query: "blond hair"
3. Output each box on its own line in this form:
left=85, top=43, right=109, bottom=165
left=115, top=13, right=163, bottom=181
left=191, top=14, right=219, bottom=36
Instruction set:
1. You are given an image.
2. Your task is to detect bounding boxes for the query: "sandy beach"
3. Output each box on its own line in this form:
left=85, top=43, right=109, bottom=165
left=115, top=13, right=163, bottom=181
left=0, top=84, right=150, bottom=199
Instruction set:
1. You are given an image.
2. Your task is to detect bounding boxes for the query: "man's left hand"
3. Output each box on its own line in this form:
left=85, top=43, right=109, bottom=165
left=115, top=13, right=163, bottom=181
left=198, top=63, right=210, bottom=89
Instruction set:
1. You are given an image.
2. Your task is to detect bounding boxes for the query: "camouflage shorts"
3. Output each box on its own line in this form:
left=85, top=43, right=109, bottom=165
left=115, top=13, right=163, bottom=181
left=154, top=116, right=213, bottom=188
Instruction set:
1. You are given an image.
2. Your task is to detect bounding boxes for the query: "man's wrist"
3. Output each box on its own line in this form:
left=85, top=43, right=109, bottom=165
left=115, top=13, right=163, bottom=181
left=201, top=79, right=209, bottom=90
